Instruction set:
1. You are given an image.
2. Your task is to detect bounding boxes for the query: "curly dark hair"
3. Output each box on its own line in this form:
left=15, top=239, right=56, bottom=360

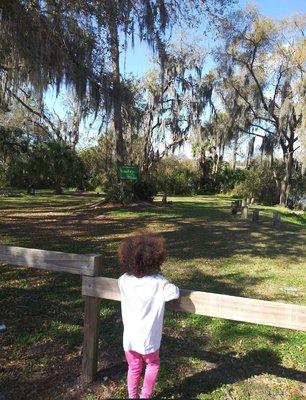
left=118, top=231, right=166, bottom=278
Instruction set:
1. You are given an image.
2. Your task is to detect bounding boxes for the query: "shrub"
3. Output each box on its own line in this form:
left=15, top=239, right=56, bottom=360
left=152, top=156, right=198, bottom=195
left=133, top=180, right=157, bottom=201
left=78, top=134, right=116, bottom=192
left=290, top=163, right=306, bottom=198
left=105, top=180, right=157, bottom=204
left=0, top=164, right=9, bottom=187
left=232, top=161, right=278, bottom=205
left=105, top=182, right=134, bottom=205
left=29, top=141, right=85, bottom=194
left=219, top=166, right=247, bottom=193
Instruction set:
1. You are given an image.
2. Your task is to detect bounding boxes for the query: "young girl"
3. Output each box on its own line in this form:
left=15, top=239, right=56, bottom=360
left=118, top=231, right=180, bottom=399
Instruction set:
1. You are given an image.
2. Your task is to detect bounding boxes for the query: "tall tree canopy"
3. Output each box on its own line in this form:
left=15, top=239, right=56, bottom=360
left=140, top=40, right=214, bottom=174
left=215, top=7, right=306, bottom=204
left=0, top=0, right=235, bottom=166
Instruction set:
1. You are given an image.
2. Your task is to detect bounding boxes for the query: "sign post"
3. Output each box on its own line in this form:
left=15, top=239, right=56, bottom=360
left=117, top=165, right=140, bottom=203
left=117, top=165, right=139, bottom=181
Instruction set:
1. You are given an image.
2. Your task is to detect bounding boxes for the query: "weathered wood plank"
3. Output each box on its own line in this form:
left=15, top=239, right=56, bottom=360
left=82, top=276, right=306, bottom=331
left=82, top=296, right=101, bottom=383
left=0, top=245, right=103, bottom=276
left=82, top=276, right=121, bottom=300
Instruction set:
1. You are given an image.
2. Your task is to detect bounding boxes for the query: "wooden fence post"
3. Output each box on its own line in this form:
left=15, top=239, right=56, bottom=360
left=82, top=295, right=101, bottom=384
left=82, top=255, right=103, bottom=384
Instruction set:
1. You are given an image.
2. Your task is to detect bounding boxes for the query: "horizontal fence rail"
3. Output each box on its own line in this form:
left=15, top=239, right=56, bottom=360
left=0, top=245, right=103, bottom=276
left=82, top=276, right=306, bottom=332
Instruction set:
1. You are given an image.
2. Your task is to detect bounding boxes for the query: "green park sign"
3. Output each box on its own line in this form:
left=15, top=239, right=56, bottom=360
left=117, top=165, right=140, bottom=180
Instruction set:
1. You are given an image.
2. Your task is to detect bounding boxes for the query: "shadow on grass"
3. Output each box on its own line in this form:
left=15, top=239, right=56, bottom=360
left=94, top=343, right=306, bottom=398
left=1, top=264, right=305, bottom=399
left=1, top=196, right=305, bottom=398
left=158, top=343, right=306, bottom=398
left=0, top=266, right=123, bottom=399
left=165, top=268, right=267, bottom=296
left=1, top=199, right=305, bottom=268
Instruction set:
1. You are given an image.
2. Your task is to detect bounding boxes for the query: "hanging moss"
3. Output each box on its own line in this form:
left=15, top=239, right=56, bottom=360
left=0, top=0, right=105, bottom=112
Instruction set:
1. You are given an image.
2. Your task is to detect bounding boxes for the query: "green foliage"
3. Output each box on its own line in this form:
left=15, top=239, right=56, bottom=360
left=232, top=159, right=306, bottom=205
left=151, top=157, right=246, bottom=196
left=0, top=126, right=31, bottom=187
left=5, top=153, right=29, bottom=188
left=105, top=180, right=157, bottom=204
left=133, top=180, right=157, bottom=201
left=197, top=156, right=215, bottom=194
left=105, top=182, right=134, bottom=205
left=152, top=156, right=198, bottom=195
left=219, top=166, right=247, bottom=193
left=232, top=161, right=279, bottom=205
left=290, top=163, right=306, bottom=198
left=196, top=158, right=245, bottom=195
left=29, top=141, right=85, bottom=194
left=79, top=133, right=116, bottom=191
left=0, top=163, right=8, bottom=187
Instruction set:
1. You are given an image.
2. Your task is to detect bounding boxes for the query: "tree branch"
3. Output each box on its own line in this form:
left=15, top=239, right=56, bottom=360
left=272, top=65, right=284, bottom=105
left=6, top=88, right=58, bottom=135
left=292, top=146, right=300, bottom=153
left=250, top=123, right=275, bottom=135
left=158, top=136, right=187, bottom=160
left=239, top=128, right=265, bottom=138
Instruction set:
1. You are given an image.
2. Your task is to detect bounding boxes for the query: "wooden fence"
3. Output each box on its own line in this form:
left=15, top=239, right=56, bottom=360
left=0, top=244, right=103, bottom=383
left=0, top=245, right=103, bottom=276
left=1, top=245, right=306, bottom=385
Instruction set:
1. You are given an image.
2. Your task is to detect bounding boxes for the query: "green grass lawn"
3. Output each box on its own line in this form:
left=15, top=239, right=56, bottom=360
left=0, top=192, right=305, bottom=399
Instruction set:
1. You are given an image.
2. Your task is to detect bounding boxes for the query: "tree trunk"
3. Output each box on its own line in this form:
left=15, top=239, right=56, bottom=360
left=142, top=111, right=154, bottom=178
left=260, top=138, right=264, bottom=167
left=279, top=150, right=293, bottom=206
left=109, top=17, right=125, bottom=167
left=53, top=179, right=63, bottom=195
left=221, top=143, right=225, bottom=159
left=213, top=144, right=222, bottom=181
left=199, top=149, right=207, bottom=188
left=215, top=153, right=220, bottom=176
left=76, top=180, right=85, bottom=192
left=232, top=136, right=238, bottom=170
left=270, top=148, right=274, bottom=167
left=279, top=128, right=295, bottom=206
left=246, top=137, right=255, bottom=168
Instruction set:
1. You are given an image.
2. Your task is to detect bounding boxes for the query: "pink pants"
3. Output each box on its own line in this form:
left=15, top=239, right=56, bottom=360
left=125, top=349, right=160, bottom=399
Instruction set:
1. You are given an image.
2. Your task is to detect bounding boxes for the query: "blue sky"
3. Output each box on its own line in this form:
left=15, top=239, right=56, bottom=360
left=121, top=0, right=306, bottom=77
left=254, top=0, right=305, bottom=19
